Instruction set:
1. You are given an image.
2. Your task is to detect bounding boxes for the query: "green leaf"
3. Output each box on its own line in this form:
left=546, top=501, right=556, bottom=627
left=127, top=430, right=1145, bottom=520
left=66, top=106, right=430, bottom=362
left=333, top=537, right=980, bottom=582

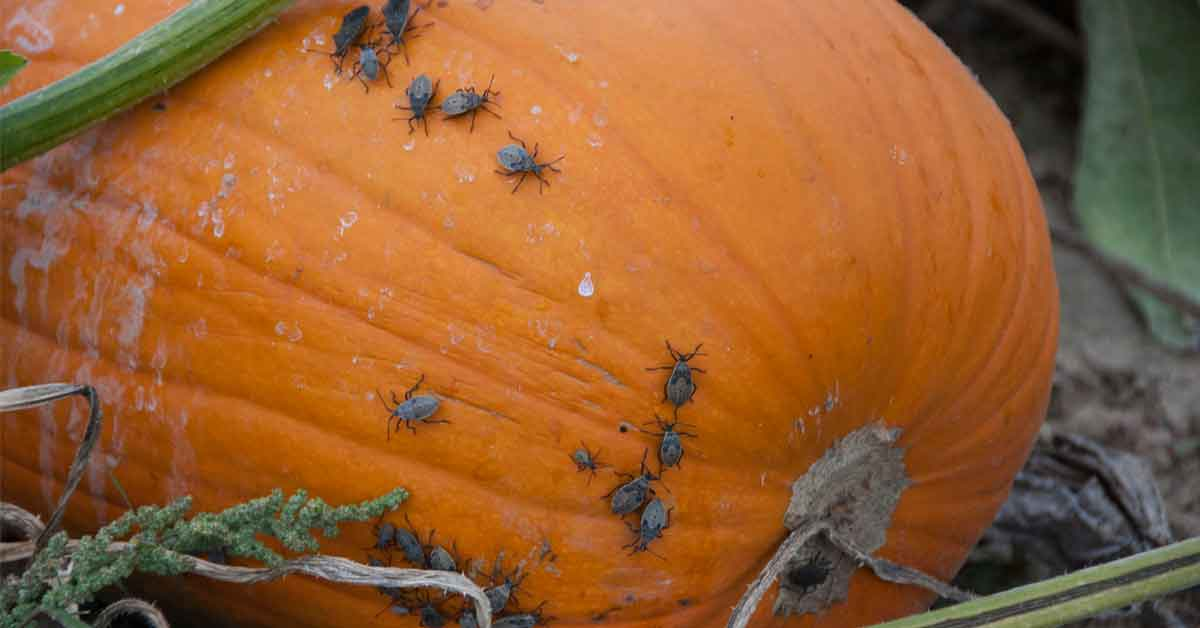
left=1076, top=0, right=1200, bottom=349
left=0, top=50, right=28, bottom=88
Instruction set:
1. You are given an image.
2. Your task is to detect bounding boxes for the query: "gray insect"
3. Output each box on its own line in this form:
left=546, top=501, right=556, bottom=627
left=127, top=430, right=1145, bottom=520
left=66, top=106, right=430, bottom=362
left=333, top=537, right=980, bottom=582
left=366, top=515, right=397, bottom=552
left=382, top=0, right=430, bottom=64
left=428, top=540, right=459, bottom=572
left=604, top=449, right=660, bottom=516
left=569, top=441, right=609, bottom=485
left=484, top=560, right=527, bottom=614
left=492, top=601, right=551, bottom=628
left=418, top=595, right=448, bottom=628
left=378, top=373, right=449, bottom=437
left=495, top=131, right=565, bottom=194
left=349, top=39, right=393, bottom=92
left=394, top=513, right=427, bottom=566
left=304, top=5, right=371, bottom=76
left=441, top=74, right=501, bottom=132
left=641, top=414, right=698, bottom=472
left=645, top=340, right=706, bottom=415
left=396, top=74, right=440, bottom=135
left=624, top=497, right=672, bottom=558
left=458, top=609, right=480, bottom=628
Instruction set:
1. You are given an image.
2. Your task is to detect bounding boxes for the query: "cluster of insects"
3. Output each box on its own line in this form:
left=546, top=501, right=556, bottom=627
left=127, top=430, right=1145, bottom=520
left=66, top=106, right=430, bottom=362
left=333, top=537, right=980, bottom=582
left=365, top=514, right=552, bottom=626
left=566, top=341, right=706, bottom=558
left=307, top=3, right=565, bottom=194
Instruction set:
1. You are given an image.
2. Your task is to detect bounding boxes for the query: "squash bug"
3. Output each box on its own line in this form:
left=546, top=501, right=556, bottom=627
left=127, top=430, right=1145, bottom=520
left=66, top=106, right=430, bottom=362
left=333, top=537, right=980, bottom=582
left=349, top=37, right=393, bottom=92
left=624, top=497, right=672, bottom=558
left=366, top=513, right=397, bottom=553
left=604, top=449, right=660, bottom=516
left=428, top=539, right=460, bottom=572
left=484, top=559, right=528, bottom=614
left=394, top=513, right=427, bottom=566
left=495, top=131, right=565, bottom=194
left=641, top=413, right=698, bottom=472
left=304, top=5, right=371, bottom=76
left=783, top=553, right=832, bottom=595
left=569, top=441, right=609, bottom=485
left=415, top=591, right=449, bottom=628
left=645, top=340, right=706, bottom=415
left=441, top=75, right=501, bottom=133
left=395, top=74, right=440, bottom=135
left=458, top=609, right=480, bottom=628
left=378, top=373, right=449, bottom=437
left=367, top=555, right=411, bottom=617
left=492, top=601, right=553, bottom=628
left=381, top=0, right=431, bottom=64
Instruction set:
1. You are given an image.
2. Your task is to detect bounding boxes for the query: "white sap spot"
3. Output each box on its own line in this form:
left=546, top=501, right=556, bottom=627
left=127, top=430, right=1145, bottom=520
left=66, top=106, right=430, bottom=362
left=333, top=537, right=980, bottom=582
left=264, top=240, right=284, bottom=263
left=323, top=73, right=337, bottom=90
left=223, top=153, right=235, bottom=170
left=264, top=68, right=273, bottom=78
left=530, top=104, right=543, bottom=115
left=188, top=317, right=207, bottom=338
left=567, top=103, right=584, bottom=125
left=8, top=7, right=56, bottom=53
left=338, top=210, right=358, bottom=237
left=212, top=219, right=225, bottom=239
left=403, top=137, right=416, bottom=151
left=447, top=323, right=465, bottom=346
left=219, top=173, right=237, bottom=198
left=548, top=337, right=558, bottom=349
left=367, top=308, right=376, bottom=320
left=592, top=109, right=608, bottom=128
left=443, top=214, right=456, bottom=230
left=890, top=145, right=910, bottom=165
left=114, top=4, right=125, bottom=15
left=586, top=133, right=603, bottom=149
left=274, top=320, right=304, bottom=342
left=577, top=272, right=594, bottom=298
left=554, top=44, right=580, bottom=63
left=352, top=355, right=360, bottom=365
left=454, top=163, right=477, bottom=183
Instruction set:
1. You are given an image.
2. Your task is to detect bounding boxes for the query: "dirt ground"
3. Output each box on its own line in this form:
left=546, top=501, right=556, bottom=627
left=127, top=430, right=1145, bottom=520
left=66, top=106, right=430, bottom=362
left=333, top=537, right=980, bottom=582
left=904, top=0, right=1200, bottom=623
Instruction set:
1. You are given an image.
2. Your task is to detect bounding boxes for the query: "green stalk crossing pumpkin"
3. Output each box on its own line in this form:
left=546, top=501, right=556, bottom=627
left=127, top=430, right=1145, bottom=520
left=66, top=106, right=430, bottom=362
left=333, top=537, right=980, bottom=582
left=0, top=1, right=1058, bottom=626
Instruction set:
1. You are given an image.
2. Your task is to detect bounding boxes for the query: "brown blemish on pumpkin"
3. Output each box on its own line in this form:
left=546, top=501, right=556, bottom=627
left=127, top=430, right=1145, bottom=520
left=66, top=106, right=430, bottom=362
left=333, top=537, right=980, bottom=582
left=768, top=422, right=910, bottom=617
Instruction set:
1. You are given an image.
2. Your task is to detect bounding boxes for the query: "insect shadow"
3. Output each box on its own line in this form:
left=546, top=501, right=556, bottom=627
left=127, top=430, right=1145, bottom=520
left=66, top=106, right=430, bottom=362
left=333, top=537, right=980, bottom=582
left=495, top=131, right=565, bottom=194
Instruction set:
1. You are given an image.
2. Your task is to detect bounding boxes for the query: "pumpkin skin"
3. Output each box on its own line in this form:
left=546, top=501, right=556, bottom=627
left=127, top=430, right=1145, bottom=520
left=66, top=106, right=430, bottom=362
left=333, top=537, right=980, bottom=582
left=0, top=0, right=1058, bottom=626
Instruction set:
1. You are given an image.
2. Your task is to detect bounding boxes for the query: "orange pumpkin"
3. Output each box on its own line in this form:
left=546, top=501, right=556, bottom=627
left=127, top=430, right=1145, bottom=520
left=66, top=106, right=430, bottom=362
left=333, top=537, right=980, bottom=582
left=1, top=1, right=1058, bottom=626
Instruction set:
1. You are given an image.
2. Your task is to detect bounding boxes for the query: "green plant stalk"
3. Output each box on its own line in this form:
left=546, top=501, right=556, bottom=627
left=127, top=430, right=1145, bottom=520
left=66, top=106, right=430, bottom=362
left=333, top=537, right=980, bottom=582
left=0, top=0, right=294, bottom=172
left=870, top=537, right=1200, bottom=627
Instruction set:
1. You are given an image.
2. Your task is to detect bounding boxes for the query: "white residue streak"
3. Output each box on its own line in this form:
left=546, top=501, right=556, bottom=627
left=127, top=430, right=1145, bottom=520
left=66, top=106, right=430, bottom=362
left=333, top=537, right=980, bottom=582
left=554, top=44, right=581, bottom=63
left=577, top=272, right=595, bottom=298
left=338, top=210, right=358, bottom=237
left=275, top=320, right=303, bottom=342
left=7, top=7, right=56, bottom=53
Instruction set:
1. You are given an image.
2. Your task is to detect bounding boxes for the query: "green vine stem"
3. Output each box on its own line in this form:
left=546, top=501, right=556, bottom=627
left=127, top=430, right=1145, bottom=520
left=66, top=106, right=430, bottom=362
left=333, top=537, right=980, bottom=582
left=870, top=537, right=1200, bottom=627
left=0, top=0, right=294, bottom=172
